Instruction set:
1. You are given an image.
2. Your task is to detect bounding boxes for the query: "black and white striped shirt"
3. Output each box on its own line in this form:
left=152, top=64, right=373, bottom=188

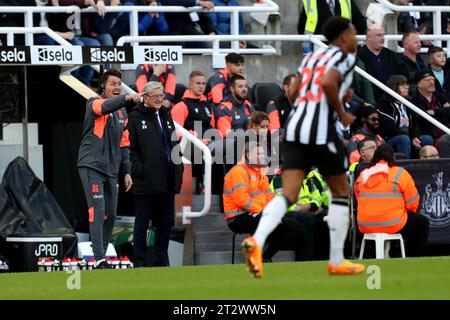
left=285, top=46, right=356, bottom=145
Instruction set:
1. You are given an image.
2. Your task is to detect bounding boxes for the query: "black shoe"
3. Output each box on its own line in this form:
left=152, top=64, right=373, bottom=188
left=95, top=260, right=109, bottom=270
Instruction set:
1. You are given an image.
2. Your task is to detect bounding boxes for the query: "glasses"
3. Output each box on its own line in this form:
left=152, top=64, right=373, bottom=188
left=367, top=117, right=379, bottom=122
left=422, top=154, right=439, bottom=159
left=144, top=93, right=165, bottom=100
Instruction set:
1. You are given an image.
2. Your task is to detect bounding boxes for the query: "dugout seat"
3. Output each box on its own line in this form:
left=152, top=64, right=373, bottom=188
left=251, top=83, right=283, bottom=112
left=173, top=83, right=187, bottom=105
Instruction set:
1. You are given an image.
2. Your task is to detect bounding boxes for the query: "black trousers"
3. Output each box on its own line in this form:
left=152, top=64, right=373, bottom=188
left=133, top=193, right=175, bottom=267
left=400, top=212, right=429, bottom=257
left=285, top=211, right=316, bottom=261
left=226, top=213, right=303, bottom=261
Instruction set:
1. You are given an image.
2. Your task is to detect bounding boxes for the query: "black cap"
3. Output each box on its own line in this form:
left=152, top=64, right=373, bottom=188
left=414, top=70, right=434, bottom=83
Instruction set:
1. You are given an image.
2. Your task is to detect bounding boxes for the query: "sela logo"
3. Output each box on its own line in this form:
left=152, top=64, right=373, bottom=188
left=35, top=244, right=58, bottom=257
left=88, top=47, right=132, bottom=63
left=93, top=194, right=103, bottom=199
left=38, top=47, right=73, bottom=62
left=0, top=47, right=29, bottom=63
left=137, top=46, right=182, bottom=64
left=143, top=47, right=180, bottom=63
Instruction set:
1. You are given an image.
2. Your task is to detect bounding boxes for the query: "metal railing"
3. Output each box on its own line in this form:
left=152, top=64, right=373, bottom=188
left=310, top=35, right=450, bottom=136
left=0, top=1, right=279, bottom=51
left=376, top=0, right=450, bottom=48
left=3, top=28, right=450, bottom=220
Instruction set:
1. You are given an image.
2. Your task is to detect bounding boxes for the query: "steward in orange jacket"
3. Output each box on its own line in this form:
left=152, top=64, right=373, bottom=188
left=354, top=144, right=428, bottom=256
left=223, top=163, right=274, bottom=220
left=223, top=142, right=304, bottom=261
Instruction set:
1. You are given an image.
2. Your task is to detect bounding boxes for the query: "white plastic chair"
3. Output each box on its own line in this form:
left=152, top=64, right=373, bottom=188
left=359, top=233, right=406, bottom=259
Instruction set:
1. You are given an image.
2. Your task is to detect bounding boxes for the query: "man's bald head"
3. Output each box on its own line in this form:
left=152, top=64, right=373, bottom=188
left=419, top=145, right=440, bottom=159
left=366, top=24, right=385, bottom=53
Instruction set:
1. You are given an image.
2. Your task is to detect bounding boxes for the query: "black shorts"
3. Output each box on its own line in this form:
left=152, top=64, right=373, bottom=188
left=282, top=139, right=348, bottom=177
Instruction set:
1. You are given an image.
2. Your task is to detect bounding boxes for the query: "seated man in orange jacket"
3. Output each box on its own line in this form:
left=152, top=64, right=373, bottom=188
left=355, top=144, right=429, bottom=257
left=223, top=141, right=303, bottom=263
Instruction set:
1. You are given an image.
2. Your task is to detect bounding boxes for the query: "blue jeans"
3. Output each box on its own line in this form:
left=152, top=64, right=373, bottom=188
left=387, top=135, right=411, bottom=158
left=70, top=37, right=101, bottom=85
left=95, top=33, right=113, bottom=46
left=34, top=34, right=56, bottom=45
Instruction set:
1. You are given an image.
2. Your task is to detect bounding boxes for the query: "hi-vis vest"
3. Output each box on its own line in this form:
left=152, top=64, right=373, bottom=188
left=223, top=164, right=274, bottom=220
left=355, top=161, right=420, bottom=234
left=270, top=170, right=329, bottom=212
left=303, top=0, right=352, bottom=34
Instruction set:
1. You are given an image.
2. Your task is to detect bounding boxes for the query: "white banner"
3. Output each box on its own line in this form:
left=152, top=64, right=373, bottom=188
left=133, top=46, right=183, bottom=64
left=30, top=46, right=83, bottom=65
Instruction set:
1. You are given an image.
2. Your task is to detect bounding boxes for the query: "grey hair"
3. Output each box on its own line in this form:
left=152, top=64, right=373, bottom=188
left=142, top=81, right=164, bottom=95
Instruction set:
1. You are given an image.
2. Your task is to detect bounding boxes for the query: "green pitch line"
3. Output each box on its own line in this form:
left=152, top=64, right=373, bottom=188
left=0, top=257, right=449, bottom=300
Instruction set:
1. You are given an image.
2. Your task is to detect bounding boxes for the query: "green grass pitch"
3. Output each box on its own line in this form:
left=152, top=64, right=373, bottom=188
left=0, top=257, right=449, bottom=300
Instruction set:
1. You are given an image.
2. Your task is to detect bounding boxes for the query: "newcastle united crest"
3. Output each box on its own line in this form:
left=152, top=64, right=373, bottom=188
left=421, top=172, right=450, bottom=227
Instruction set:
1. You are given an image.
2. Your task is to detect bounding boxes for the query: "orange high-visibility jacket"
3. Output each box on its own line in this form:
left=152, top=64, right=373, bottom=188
left=354, top=160, right=420, bottom=234
left=223, top=164, right=274, bottom=220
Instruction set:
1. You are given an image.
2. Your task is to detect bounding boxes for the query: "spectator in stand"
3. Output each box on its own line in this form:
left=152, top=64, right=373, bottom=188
left=357, top=24, right=408, bottom=102
left=265, top=74, right=295, bottom=135
left=394, top=0, right=415, bottom=34
left=208, top=0, right=254, bottom=49
left=426, top=0, right=450, bottom=47
left=160, top=0, right=215, bottom=48
left=180, top=6, right=216, bottom=48
left=347, top=105, right=384, bottom=164
left=298, top=0, right=366, bottom=35
left=135, top=64, right=176, bottom=108
left=410, top=70, right=450, bottom=149
left=410, top=0, right=432, bottom=33
left=377, top=75, right=413, bottom=158
left=398, top=32, right=427, bottom=83
left=215, top=75, right=255, bottom=139
left=57, top=0, right=113, bottom=45
left=350, top=137, right=377, bottom=180
left=419, top=145, right=440, bottom=159
left=426, top=46, right=450, bottom=98
left=0, top=0, right=56, bottom=45
left=171, top=70, right=216, bottom=193
left=205, top=52, right=245, bottom=105
left=297, top=0, right=366, bottom=52
left=124, top=1, right=168, bottom=36
left=83, top=1, right=169, bottom=45
left=395, top=0, right=432, bottom=40
left=352, top=58, right=376, bottom=106
left=47, top=0, right=104, bottom=85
